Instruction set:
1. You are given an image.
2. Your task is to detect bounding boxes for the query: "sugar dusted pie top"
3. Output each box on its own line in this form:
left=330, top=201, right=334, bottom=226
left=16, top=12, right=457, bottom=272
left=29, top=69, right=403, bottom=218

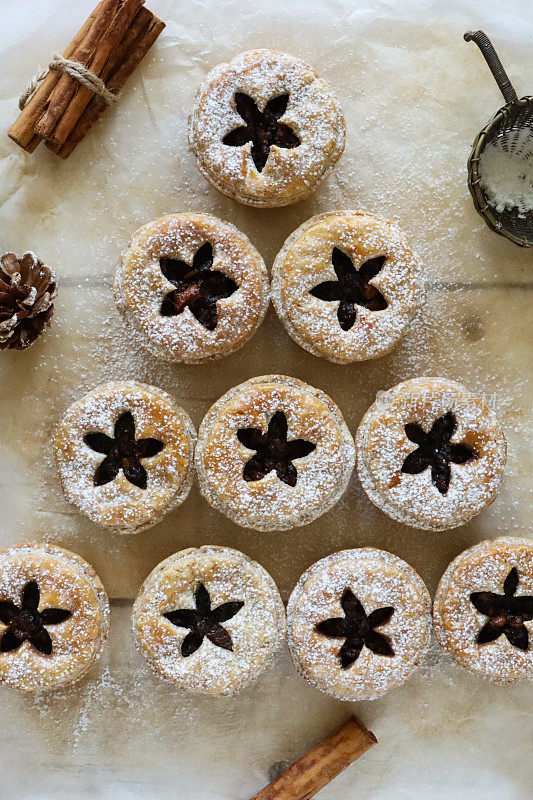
left=287, top=548, right=432, bottom=701
left=188, top=50, right=345, bottom=207
left=132, top=546, right=286, bottom=696
left=356, top=377, right=507, bottom=530
left=0, top=543, right=109, bottom=692
left=272, top=211, right=426, bottom=363
left=115, top=213, right=269, bottom=363
left=433, top=537, right=533, bottom=684
left=195, top=375, right=355, bottom=531
left=53, top=381, right=195, bottom=534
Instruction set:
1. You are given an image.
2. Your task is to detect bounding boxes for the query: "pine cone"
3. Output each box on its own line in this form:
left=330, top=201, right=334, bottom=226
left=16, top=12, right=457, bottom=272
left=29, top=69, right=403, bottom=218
left=0, top=252, right=57, bottom=350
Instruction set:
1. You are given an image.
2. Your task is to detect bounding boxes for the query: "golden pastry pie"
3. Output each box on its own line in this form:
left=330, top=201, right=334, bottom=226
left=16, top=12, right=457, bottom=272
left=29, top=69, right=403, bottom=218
left=433, top=537, right=533, bottom=684
left=188, top=49, right=345, bottom=207
left=132, top=545, right=286, bottom=695
left=287, top=548, right=431, bottom=701
left=272, top=211, right=426, bottom=363
left=114, top=213, right=269, bottom=363
left=356, top=377, right=507, bottom=530
left=0, top=543, right=109, bottom=692
left=54, top=381, right=196, bottom=534
left=195, top=374, right=355, bottom=531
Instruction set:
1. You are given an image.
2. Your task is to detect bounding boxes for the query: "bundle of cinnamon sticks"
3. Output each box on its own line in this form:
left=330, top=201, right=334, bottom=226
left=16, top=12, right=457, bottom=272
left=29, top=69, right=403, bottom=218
left=8, top=0, right=165, bottom=159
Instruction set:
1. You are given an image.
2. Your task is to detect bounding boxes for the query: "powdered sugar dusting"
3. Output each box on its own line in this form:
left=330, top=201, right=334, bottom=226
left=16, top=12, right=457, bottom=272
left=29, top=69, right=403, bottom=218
left=433, top=537, right=533, bottom=684
left=189, top=50, right=345, bottom=206
left=356, top=377, right=507, bottom=530
left=195, top=375, right=355, bottom=530
left=53, top=381, right=196, bottom=534
left=272, top=210, right=426, bottom=363
left=287, top=547, right=432, bottom=700
left=479, top=130, right=533, bottom=215
left=0, top=543, right=109, bottom=692
left=115, top=213, right=269, bottom=363
left=133, top=546, right=286, bottom=695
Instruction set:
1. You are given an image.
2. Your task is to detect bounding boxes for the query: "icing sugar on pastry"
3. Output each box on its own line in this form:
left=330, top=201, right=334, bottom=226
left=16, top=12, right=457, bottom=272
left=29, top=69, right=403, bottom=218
left=272, top=210, right=426, bottom=363
left=433, top=537, right=533, bottom=684
left=53, top=381, right=196, bottom=534
left=188, top=49, right=346, bottom=207
left=114, top=213, right=269, bottom=364
left=195, top=374, right=355, bottom=531
left=0, top=543, right=109, bottom=692
left=287, top=548, right=432, bottom=701
left=132, top=546, right=286, bottom=696
left=356, top=377, right=507, bottom=530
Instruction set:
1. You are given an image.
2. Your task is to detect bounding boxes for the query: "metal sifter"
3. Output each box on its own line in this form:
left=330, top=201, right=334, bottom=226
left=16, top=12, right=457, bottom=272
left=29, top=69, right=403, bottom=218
left=464, top=30, right=533, bottom=247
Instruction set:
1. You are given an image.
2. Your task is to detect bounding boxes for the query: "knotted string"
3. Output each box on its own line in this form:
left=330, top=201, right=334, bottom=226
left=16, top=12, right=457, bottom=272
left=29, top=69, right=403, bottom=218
left=19, top=54, right=117, bottom=110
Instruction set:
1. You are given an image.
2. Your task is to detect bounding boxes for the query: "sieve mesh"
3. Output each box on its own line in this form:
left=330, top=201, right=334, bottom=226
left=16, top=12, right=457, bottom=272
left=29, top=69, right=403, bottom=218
left=465, top=30, right=533, bottom=247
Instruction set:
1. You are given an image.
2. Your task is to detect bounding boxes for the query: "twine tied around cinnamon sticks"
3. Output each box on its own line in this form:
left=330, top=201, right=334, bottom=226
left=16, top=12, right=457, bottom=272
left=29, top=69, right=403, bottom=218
left=8, top=0, right=165, bottom=159
left=19, top=55, right=118, bottom=111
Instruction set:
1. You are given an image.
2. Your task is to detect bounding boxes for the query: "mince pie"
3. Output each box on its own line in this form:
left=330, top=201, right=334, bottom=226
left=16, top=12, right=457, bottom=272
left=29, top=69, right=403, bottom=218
left=272, top=211, right=426, bottom=363
left=195, top=374, right=355, bottom=531
left=356, top=377, right=507, bottom=530
left=114, top=213, right=269, bottom=363
left=0, top=543, right=109, bottom=692
left=287, top=548, right=431, bottom=701
left=54, top=381, right=196, bottom=534
left=188, top=49, right=345, bottom=207
left=433, top=537, right=533, bottom=684
left=132, top=546, right=286, bottom=695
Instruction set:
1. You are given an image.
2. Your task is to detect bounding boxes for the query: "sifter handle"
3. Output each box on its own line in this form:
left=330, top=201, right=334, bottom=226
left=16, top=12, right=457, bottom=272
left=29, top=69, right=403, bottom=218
left=464, top=30, right=518, bottom=104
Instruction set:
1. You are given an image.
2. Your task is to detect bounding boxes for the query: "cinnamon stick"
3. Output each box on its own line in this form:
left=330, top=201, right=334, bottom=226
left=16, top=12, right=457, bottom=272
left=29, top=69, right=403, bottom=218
left=249, top=716, right=377, bottom=800
left=45, top=0, right=145, bottom=146
left=49, top=8, right=165, bottom=158
left=33, top=0, right=121, bottom=141
left=7, top=2, right=103, bottom=152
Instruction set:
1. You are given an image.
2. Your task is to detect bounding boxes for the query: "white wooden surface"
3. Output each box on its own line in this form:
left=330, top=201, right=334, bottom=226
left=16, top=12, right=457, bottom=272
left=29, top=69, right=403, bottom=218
left=0, top=0, right=531, bottom=798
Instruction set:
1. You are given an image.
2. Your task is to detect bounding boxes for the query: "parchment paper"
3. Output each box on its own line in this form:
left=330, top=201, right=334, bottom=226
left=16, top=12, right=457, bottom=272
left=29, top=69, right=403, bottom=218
left=0, top=1, right=531, bottom=798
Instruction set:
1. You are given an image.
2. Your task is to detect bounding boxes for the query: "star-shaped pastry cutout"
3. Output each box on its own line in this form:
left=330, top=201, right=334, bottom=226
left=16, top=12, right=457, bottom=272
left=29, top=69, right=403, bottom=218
left=470, top=567, right=533, bottom=651
left=160, top=242, right=238, bottom=331
left=84, top=411, right=164, bottom=490
left=309, top=247, right=388, bottom=331
left=0, top=581, right=71, bottom=655
left=315, top=588, right=395, bottom=669
left=237, top=410, right=316, bottom=487
left=164, top=583, right=244, bottom=657
left=401, top=411, right=477, bottom=495
left=222, top=92, right=301, bottom=172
